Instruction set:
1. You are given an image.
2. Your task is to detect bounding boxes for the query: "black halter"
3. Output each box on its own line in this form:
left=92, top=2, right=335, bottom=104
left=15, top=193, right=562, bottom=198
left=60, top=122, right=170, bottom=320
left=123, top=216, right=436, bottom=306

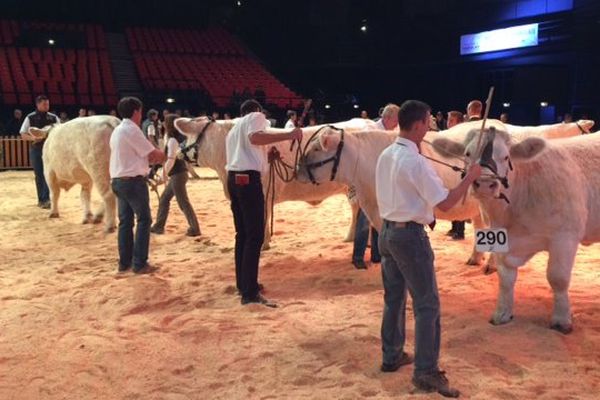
left=299, top=125, right=345, bottom=185
left=179, top=118, right=215, bottom=163
left=477, top=129, right=512, bottom=189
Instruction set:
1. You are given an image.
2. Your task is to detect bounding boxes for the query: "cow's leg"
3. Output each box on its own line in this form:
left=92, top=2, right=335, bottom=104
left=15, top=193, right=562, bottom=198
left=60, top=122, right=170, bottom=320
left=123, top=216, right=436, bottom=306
left=547, top=238, right=577, bottom=334
left=344, top=197, right=359, bottom=242
left=80, top=180, right=94, bottom=224
left=490, top=261, right=518, bottom=325
left=94, top=175, right=116, bottom=233
left=47, top=171, right=60, bottom=218
left=466, top=212, right=486, bottom=265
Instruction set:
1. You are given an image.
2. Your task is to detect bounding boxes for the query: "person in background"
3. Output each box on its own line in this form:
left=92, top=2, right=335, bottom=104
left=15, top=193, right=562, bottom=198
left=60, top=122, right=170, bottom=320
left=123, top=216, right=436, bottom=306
left=224, top=112, right=232, bottom=120
left=352, top=103, right=399, bottom=270
left=109, top=109, right=118, bottom=117
left=150, top=114, right=201, bottom=237
left=59, top=111, right=69, bottom=123
left=447, top=100, right=482, bottom=240
left=446, top=111, right=463, bottom=129
left=78, top=108, right=87, bottom=118
left=110, top=97, right=165, bottom=274
left=435, top=111, right=447, bottom=130
left=212, top=111, right=220, bottom=120
left=20, top=95, right=60, bottom=209
left=563, top=113, right=573, bottom=123
left=499, top=112, right=509, bottom=123
left=284, top=110, right=297, bottom=129
left=87, top=109, right=96, bottom=116
left=4, top=109, right=23, bottom=136
left=360, top=110, right=369, bottom=119
left=142, top=109, right=159, bottom=140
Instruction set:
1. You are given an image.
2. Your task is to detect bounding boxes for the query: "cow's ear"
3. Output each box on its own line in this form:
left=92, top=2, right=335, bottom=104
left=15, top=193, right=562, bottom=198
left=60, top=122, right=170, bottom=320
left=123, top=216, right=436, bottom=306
left=509, top=137, right=546, bottom=161
left=319, top=129, right=341, bottom=152
left=431, top=137, right=465, bottom=158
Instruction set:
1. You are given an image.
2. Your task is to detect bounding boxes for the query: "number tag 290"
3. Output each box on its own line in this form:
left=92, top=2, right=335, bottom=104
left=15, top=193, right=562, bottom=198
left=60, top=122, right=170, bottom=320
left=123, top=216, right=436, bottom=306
left=474, top=229, right=509, bottom=253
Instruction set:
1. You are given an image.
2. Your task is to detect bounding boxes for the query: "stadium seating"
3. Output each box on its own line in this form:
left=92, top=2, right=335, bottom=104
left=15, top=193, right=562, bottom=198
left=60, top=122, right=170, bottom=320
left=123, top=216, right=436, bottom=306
left=127, top=27, right=302, bottom=108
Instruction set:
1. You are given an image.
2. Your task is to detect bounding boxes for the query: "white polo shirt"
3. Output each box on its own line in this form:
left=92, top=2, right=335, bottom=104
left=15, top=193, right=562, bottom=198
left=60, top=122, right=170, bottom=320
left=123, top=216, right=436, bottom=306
left=225, top=112, right=269, bottom=173
left=376, top=137, right=449, bottom=225
left=109, top=118, right=156, bottom=178
left=284, top=119, right=295, bottom=129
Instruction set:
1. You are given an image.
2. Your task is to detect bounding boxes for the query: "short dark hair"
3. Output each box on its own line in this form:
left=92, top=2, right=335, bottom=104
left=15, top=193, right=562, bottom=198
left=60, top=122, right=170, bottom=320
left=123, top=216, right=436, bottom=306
left=287, top=110, right=296, bottom=118
left=117, top=97, right=143, bottom=119
left=35, top=95, right=49, bottom=104
left=398, top=100, right=431, bottom=131
left=146, top=108, right=158, bottom=119
left=240, top=99, right=262, bottom=116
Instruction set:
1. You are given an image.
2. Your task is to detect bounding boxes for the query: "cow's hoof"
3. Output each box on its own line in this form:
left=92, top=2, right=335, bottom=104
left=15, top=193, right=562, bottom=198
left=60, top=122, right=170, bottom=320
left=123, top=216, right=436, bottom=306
left=92, top=214, right=104, bottom=224
left=49, top=213, right=59, bottom=219
left=489, top=313, right=513, bottom=326
left=466, top=257, right=482, bottom=266
left=105, top=226, right=116, bottom=234
left=550, top=323, right=573, bottom=334
left=483, top=264, right=497, bottom=275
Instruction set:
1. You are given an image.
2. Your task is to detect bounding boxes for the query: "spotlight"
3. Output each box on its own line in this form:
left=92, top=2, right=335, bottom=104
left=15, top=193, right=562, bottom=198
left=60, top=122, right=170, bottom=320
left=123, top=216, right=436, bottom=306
left=236, top=1, right=241, bottom=6
left=166, top=98, right=175, bottom=103
left=48, top=39, right=55, bottom=45
left=360, top=25, right=367, bottom=32
left=325, top=104, right=331, bottom=109
left=502, top=102, right=510, bottom=108
left=540, top=101, right=549, bottom=107
left=353, top=104, right=359, bottom=109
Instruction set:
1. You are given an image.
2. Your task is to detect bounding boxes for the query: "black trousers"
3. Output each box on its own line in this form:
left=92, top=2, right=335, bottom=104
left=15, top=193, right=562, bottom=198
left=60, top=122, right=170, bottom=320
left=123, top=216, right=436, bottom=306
left=451, top=220, right=465, bottom=235
left=227, top=170, right=264, bottom=299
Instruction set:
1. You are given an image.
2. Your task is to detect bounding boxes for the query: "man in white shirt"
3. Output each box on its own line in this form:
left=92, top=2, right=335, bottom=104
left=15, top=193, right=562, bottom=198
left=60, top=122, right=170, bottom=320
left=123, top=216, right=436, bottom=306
left=110, top=97, right=165, bottom=274
left=284, top=110, right=297, bottom=129
left=226, top=99, right=302, bottom=307
left=352, top=103, right=400, bottom=270
left=375, top=100, right=481, bottom=398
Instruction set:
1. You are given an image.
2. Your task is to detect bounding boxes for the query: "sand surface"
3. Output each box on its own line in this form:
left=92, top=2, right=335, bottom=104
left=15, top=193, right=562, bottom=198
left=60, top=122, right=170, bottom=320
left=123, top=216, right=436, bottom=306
left=1, top=168, right=600, bottom=400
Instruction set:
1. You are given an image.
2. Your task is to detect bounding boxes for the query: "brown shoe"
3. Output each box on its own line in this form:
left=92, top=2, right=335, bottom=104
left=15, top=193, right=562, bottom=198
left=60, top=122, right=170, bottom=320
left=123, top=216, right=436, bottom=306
left=380, top=352, right=413, bottom=372
left=412, top=370, right=460, bottom=398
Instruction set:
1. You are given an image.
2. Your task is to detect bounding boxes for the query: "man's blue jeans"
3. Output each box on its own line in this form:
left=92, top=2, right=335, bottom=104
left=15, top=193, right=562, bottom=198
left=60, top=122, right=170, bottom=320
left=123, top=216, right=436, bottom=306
left=352, top=208, right=380, bottom=263
left=111, top=177, right=152, bottom=269
left=30, top=145, right=49, bottom=203
left=378, top=220, right=441, bottom=377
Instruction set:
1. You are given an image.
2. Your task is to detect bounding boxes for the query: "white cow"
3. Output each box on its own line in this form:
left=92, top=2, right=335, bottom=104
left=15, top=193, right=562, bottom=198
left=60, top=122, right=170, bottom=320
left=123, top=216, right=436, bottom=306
left=32, top=115, right=120, bottom=232
left=174, top=117, right=373, bottom=247
left=431, top=128, right=600, bottom=333
left=296, top=119, right=592, bottom=270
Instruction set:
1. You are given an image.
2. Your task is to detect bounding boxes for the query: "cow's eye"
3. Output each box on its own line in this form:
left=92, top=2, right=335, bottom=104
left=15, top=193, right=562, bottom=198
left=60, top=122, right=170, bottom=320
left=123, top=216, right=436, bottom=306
left=504, top=156, right=509, bottom=161
left=465, top=152, right=471, bottom=157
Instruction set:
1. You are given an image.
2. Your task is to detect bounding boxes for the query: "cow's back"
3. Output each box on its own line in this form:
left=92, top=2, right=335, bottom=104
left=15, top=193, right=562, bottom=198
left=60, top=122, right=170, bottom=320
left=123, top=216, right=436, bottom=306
left=44, top=116, right=119, bottom=185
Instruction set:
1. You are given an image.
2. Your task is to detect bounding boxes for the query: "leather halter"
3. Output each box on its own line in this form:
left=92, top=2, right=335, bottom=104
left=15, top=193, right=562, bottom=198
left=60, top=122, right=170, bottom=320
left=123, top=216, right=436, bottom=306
left=298, top=125, right=345, bottom=185
left=179, top=117, right=215, bottom=163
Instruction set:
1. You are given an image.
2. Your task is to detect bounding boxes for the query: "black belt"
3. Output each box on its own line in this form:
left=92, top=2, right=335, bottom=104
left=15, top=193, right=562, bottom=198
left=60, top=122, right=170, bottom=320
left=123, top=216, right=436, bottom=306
left=113, top=175, right=144, bottom=181
left=383, top=219, right=423, bottom=229
left=228, top=170, right=261, bottom=177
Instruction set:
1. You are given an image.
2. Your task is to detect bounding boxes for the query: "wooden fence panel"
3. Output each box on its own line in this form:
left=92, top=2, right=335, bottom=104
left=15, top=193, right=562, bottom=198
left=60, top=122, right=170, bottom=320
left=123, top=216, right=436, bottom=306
left=0, top=136, right=32, bottom=169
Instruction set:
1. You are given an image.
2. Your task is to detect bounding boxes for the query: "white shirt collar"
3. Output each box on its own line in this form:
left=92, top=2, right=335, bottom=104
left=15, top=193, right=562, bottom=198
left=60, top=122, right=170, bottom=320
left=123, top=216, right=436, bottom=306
left=396, top=137, right=419, bottom=154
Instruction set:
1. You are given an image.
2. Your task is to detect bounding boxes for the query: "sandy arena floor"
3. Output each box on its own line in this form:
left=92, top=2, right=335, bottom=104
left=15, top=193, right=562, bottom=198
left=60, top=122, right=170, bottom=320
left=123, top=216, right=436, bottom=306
left=1, top=168, right=600, bottom=400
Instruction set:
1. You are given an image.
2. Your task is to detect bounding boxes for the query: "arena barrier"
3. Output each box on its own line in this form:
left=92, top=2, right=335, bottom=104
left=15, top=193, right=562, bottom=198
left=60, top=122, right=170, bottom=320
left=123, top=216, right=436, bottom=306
left=0, top=136, right=32, bottom=169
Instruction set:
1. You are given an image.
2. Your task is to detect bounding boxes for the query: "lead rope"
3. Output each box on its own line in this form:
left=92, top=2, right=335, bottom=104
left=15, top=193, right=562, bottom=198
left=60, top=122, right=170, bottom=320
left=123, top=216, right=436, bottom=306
left=264, top=137, right=304, bottom=237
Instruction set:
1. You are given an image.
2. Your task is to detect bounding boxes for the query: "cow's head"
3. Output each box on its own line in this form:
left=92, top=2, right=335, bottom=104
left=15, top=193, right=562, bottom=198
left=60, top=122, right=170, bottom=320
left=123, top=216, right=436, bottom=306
left=296, top=126, right=345, bottom=185
left=432, top=127, right=547, bottom=199
left=174, top=116, right=216, bottom=164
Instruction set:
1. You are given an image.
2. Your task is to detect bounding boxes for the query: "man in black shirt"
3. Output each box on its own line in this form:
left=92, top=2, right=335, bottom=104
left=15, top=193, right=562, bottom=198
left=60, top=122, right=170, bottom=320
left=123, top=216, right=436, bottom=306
left=20, top=95, right=60, bottom=209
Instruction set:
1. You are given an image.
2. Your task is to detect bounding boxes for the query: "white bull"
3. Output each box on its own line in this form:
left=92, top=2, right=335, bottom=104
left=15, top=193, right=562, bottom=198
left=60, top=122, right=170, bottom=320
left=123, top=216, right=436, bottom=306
left=432, top=128, right=600, bottom=333
left=174, top=117, right=374, bottom=247
left=32, top=115, right=120, bottom=232
left=296, top=119, right=593, bottom=270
